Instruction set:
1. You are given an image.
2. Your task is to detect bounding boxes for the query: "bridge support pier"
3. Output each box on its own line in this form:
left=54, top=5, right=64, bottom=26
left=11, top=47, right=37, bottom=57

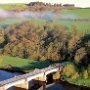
left=42, top=81, right=46, bottom=90
left=15, top=80, right=29, bottom=90
left=34, top=74, right=47, bottom=90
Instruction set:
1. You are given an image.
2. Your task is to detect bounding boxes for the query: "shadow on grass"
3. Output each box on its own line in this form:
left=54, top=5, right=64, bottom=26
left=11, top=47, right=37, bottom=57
left=21, top=60, right=54, bottom=72
left=0, top=66, right=25, bottom=73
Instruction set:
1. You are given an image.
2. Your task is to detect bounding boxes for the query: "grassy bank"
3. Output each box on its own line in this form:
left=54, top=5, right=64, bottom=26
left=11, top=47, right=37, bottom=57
left=0, top=56, right=53, bottom=72
left=63, top=78, right=90, bottom=88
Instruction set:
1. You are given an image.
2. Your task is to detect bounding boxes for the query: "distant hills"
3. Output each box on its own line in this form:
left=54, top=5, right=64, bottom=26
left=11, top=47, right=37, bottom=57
left=0, top=1, right=80, bottom=12
left=27, top=1, right=75, bottom=7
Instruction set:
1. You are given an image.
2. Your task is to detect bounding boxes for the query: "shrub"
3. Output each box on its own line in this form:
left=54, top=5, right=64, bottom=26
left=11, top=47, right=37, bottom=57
left=40, top=56, right=47, bottom=61
left=62, top=64, right=76, bottom=78
left=71, top=72, right=79, bottom=79
left=82, top=69, right=89, bottom=79
left=53, top=71, right=60, bottom=80
left=87, top=64, right=90, bottom=76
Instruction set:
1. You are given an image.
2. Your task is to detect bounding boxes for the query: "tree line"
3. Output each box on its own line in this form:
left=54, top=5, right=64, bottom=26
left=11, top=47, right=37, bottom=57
left=0, top=21, right=90, bottom=69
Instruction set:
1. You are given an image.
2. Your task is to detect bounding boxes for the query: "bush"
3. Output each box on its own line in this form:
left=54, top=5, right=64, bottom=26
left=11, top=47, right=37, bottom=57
left=62, top=64, right=76, bottom=78
left=71, top=72, right=79, bottom=79
left=40, top=56, right=47, bottom=61
left=53, top=71, right=60, bottom=80
left=88, top=64, right=90, bottom=76
left=82, top=69, right=89, bottom=79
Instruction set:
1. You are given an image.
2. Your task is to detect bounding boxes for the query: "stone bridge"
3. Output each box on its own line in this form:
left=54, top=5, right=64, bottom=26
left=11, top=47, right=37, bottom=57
left=0, top=65, right=63, bottom=90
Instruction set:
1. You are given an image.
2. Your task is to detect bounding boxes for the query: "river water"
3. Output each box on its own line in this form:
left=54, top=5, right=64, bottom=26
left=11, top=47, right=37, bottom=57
left=0, top=70, right=20, bottom=81
left=0, top=70, right=21, bottom=90
left=0, top=70, right=34, bottom=90
left=46, top=83, right=80, bottom=90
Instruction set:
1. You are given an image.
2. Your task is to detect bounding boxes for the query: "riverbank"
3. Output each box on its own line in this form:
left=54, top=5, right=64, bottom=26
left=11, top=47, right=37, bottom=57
left=0, top=67, right=25, bottom=74
left=37, top=79, right=90, bottom=90
left=48, top=79, right=90, bottom=90
left=62, top=78, right=90, bottom=88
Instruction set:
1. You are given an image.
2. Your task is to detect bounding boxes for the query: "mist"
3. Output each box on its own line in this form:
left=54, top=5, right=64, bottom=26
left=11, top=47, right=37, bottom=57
left=0, top=9, right=79, bottom=21
left=0, top=9, right=59, bottom=20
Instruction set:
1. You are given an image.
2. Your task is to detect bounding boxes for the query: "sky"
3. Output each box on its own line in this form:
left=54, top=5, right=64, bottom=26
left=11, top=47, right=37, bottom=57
left=0, top=0, right=90, bottom=7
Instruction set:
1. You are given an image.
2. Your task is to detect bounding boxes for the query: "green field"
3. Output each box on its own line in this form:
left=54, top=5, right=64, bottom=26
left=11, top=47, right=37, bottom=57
left=60, top=9, right=90, bottom=18
left=0, top=18, right=25, bottom=28
left=64, top=78, right=90, bottom=88
left=53, top=20, right=90, bottom=33
left=0, top=56, right=52, bottom=72
left=0, top=4, right=26, bottom=10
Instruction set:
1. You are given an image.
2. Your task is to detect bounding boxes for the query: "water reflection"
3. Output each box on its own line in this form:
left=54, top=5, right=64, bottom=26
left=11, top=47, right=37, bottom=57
left=46, top=83, right=80, bottom=90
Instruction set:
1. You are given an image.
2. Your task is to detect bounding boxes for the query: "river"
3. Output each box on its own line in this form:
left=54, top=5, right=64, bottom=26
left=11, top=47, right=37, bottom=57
left=0, top=70, right=20, bottom=81
left=0, top=70, right=22, bottom=90
left=46, top=83, right=80, bottom=90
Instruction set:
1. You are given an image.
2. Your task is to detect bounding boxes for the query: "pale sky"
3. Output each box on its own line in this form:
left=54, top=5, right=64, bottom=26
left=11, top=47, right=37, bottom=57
left=0, top=0, right=90, bottom=7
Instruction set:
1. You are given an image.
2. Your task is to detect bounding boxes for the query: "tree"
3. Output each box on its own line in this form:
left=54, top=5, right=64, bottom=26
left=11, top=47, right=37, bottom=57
left=73, top=34, right=90, bottom=67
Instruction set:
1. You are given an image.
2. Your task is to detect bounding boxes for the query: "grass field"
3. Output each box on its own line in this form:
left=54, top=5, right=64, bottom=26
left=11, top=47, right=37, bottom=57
left=0, top=4, right=26, bottom=10
left=64, top=77, right=90, bottom=88
left=0, top=56, right=52, bottom=72
left=53, top=20, right=90, bottom=33
left=60, top=9, right=90, bottom=18
left=0, top=18, right=25, bottom=28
